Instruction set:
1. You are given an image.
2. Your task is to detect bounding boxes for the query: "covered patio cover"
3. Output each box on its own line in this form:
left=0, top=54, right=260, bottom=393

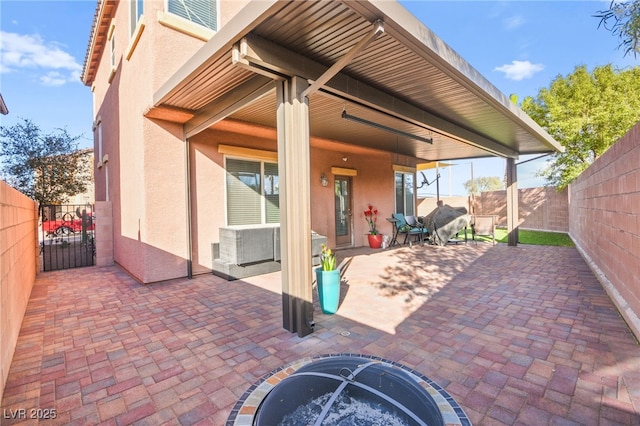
left=148, top=0, right=563, bottom=336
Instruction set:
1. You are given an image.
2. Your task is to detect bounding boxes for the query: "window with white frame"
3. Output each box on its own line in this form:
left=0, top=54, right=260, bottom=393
left=168, top=0, right=217, bottom=31
left=107, top=23, right=116, bottom=73
left=395, top=172, right=415, bottom=216
left=226, top=158, right=279, bottom=226
left=130, top=0, right=143, bottom=36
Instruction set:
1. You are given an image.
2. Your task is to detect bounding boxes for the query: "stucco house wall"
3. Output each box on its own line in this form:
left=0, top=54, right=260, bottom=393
left=90, top=1, right=218, bottom=282
left=88, top=0, right=419, bottom=283
left=188, top=123, right=409, bottom=275
left=569, top=122, right=640, bottom=339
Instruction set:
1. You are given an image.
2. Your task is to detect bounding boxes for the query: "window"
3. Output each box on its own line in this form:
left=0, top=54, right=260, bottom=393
left=395, top=172, right=415, bottom=216
left=130, top=0, right=143, bottom=36
left=96, top=119, right=103, bottom=161
left=108, top=25, right=115, bottom=69
left=168, top=0, right=217, bottom=31
left=226, top=158, right=279, bottom=226
left=107, top=23, right=116, bottom=82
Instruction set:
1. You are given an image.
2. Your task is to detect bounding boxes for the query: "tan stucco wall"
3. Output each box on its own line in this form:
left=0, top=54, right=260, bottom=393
left=569, top=122, right=640, bottom=340
left=189, top=128, right=413, bottom=273
left=0, top=181, right=38, bottom=402
left=91, top=1, right=216, bottom=283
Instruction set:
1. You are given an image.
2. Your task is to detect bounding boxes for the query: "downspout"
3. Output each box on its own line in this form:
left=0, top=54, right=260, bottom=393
left=185, top=137, right=193, bottom=279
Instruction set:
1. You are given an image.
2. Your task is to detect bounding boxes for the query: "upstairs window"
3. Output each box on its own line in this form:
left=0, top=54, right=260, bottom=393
left=168, top=0, right=217, bottom=31
left=130, top=0, right=144, bottom=36
left=107, top=23, right=116, bottom=82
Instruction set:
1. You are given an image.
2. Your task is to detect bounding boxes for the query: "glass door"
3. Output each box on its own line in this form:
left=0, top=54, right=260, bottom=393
left=334, top=176, right=352, bottom=247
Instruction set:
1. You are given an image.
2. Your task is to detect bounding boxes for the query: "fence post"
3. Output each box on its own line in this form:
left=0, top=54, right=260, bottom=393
left=94, top=201, right=114, bottom=267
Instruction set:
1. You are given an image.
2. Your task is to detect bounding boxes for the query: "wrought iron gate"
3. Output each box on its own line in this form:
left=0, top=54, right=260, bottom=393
left=40, top=204, right=95, bottom=271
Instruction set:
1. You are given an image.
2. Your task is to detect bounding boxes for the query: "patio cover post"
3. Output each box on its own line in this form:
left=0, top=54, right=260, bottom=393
left=276, top=76, right=314, bottom=337
left=506, top=157, right=519, bottom=246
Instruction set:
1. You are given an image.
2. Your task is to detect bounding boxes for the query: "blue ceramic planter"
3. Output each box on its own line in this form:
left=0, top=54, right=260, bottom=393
left=315, top=268, right=340, bottom=314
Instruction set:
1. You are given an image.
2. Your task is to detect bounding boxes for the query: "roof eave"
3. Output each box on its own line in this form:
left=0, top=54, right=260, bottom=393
left=81, top=0, right=116, bottom=86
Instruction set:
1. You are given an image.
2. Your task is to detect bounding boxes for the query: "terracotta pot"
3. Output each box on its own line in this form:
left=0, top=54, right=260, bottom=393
left=368, top=233, right=383, bottom=249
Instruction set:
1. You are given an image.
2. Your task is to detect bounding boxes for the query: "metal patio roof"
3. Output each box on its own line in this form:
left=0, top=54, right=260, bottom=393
left=151, top=0, right=562, bottom=161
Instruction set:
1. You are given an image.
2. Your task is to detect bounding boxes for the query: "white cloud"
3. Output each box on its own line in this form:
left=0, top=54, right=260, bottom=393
left=503, top=15, right=525, bottom=30
left=494, top=60, right=544, bottom=81
left=40, top=71, right=68, bottom=87
left=0, top=30, right=82, bottom=85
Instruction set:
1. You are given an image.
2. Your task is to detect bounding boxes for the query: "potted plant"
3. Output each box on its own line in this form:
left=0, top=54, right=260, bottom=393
left=315, top=244, right=340, bottom=314
left=364, top=204, right=383, bottom=248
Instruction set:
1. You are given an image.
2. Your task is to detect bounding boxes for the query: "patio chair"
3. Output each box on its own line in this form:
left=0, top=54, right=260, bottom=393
left=405, top=215, right=429, bottom=245
left=472, top=215, right=496, bottom=245
left=391, top=213, right=428, bottom=246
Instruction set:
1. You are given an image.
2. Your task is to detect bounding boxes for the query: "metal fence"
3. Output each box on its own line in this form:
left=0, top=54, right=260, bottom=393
left=40, top=204, right=95, bottom=271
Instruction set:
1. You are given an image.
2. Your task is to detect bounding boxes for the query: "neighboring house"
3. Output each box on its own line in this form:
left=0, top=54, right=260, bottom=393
left=82, top=0, right=561, bottom=335
left=66, top=148, right=95, bottom=205
left=37, top=148, right=94, bottom=224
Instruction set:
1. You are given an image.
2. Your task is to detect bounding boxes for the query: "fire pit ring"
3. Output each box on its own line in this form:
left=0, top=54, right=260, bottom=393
left=227, top=353, right=471, bottom=425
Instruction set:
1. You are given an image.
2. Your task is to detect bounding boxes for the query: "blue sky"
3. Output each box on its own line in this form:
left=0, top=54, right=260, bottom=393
left=1, top=1, right=637, bottom=196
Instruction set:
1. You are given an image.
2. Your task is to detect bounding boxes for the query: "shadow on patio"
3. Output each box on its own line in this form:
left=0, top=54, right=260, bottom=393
left=1, top=243, right=639, bottom=425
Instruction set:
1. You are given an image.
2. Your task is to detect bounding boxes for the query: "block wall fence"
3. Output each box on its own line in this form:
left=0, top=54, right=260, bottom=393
left=569, top=122, right=640, bottom=340
left=475, top=187, right=569, bottom=233
left=418, top=188, right=569, bottom=234
left=0, top=181, right=39, bottom=402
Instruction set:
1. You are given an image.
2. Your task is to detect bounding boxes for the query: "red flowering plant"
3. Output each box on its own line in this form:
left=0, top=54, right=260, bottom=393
left=364, top=204, right=379, bottom=235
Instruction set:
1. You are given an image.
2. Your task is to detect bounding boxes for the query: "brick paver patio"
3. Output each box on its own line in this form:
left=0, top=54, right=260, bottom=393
left=2, top=243, right=639, bottom=425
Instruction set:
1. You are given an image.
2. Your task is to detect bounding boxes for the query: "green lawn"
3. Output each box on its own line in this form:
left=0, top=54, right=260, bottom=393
left=461, top=227, right=574, bottom=246
left=487, top=228, right=574, bottom=247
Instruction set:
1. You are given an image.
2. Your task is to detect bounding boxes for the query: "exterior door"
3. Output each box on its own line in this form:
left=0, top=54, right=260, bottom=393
left=334, top=176, right=353, bottom=247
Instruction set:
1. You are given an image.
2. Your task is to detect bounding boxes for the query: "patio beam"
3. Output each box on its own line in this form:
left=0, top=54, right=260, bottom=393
left=183, top=75, right=275, bottom=138
left=276, top=76, right=314, bottom=337
left=300, top=20, right=384, bottom=98
left=236, top=33, right=518, bottom=158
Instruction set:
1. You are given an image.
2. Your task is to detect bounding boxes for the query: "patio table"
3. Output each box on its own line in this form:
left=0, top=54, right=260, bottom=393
left=386, top=217, right=401, bottom=247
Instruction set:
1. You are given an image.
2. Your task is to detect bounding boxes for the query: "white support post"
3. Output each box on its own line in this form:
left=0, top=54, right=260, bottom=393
left=276, top=76, right=314, bottom=337
left=506, top=157, right=519, bottom=246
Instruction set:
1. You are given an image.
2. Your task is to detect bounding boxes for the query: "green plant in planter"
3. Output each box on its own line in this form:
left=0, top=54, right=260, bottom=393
left=320, top=244, right=336, bottom=271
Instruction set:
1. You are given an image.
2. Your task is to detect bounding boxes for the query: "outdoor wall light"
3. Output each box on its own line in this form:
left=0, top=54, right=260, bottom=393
left=341, top=110, right=433, bottom=144
left=320, top=173, right=329, bottom=187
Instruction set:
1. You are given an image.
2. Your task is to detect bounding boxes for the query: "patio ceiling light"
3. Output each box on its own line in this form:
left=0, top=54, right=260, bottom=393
left=341, top=110, right=433, bottom=144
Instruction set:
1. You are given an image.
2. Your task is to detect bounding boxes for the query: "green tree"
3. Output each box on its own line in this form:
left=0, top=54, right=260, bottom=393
left=595, top=0, right=640, bottom=58
left=521, top=64, right=640, bottom=189
left=0, top=118, right=90, bottom=205
left=464, top=176, right=504, bottom=196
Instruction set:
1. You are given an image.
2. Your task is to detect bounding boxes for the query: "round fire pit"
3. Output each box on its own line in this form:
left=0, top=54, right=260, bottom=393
left=227, top=354, right=471, bottom=426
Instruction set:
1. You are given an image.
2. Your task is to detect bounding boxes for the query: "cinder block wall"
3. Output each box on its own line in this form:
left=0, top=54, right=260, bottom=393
left=0, top=181, right=38, bottom=402
left=569, top=122, right=640, bottom=340
left=477, top=187, right=569, bottom=232
left=94, top=201, right=114, bottom=267
left=417, top=196, right=471, bottom=216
